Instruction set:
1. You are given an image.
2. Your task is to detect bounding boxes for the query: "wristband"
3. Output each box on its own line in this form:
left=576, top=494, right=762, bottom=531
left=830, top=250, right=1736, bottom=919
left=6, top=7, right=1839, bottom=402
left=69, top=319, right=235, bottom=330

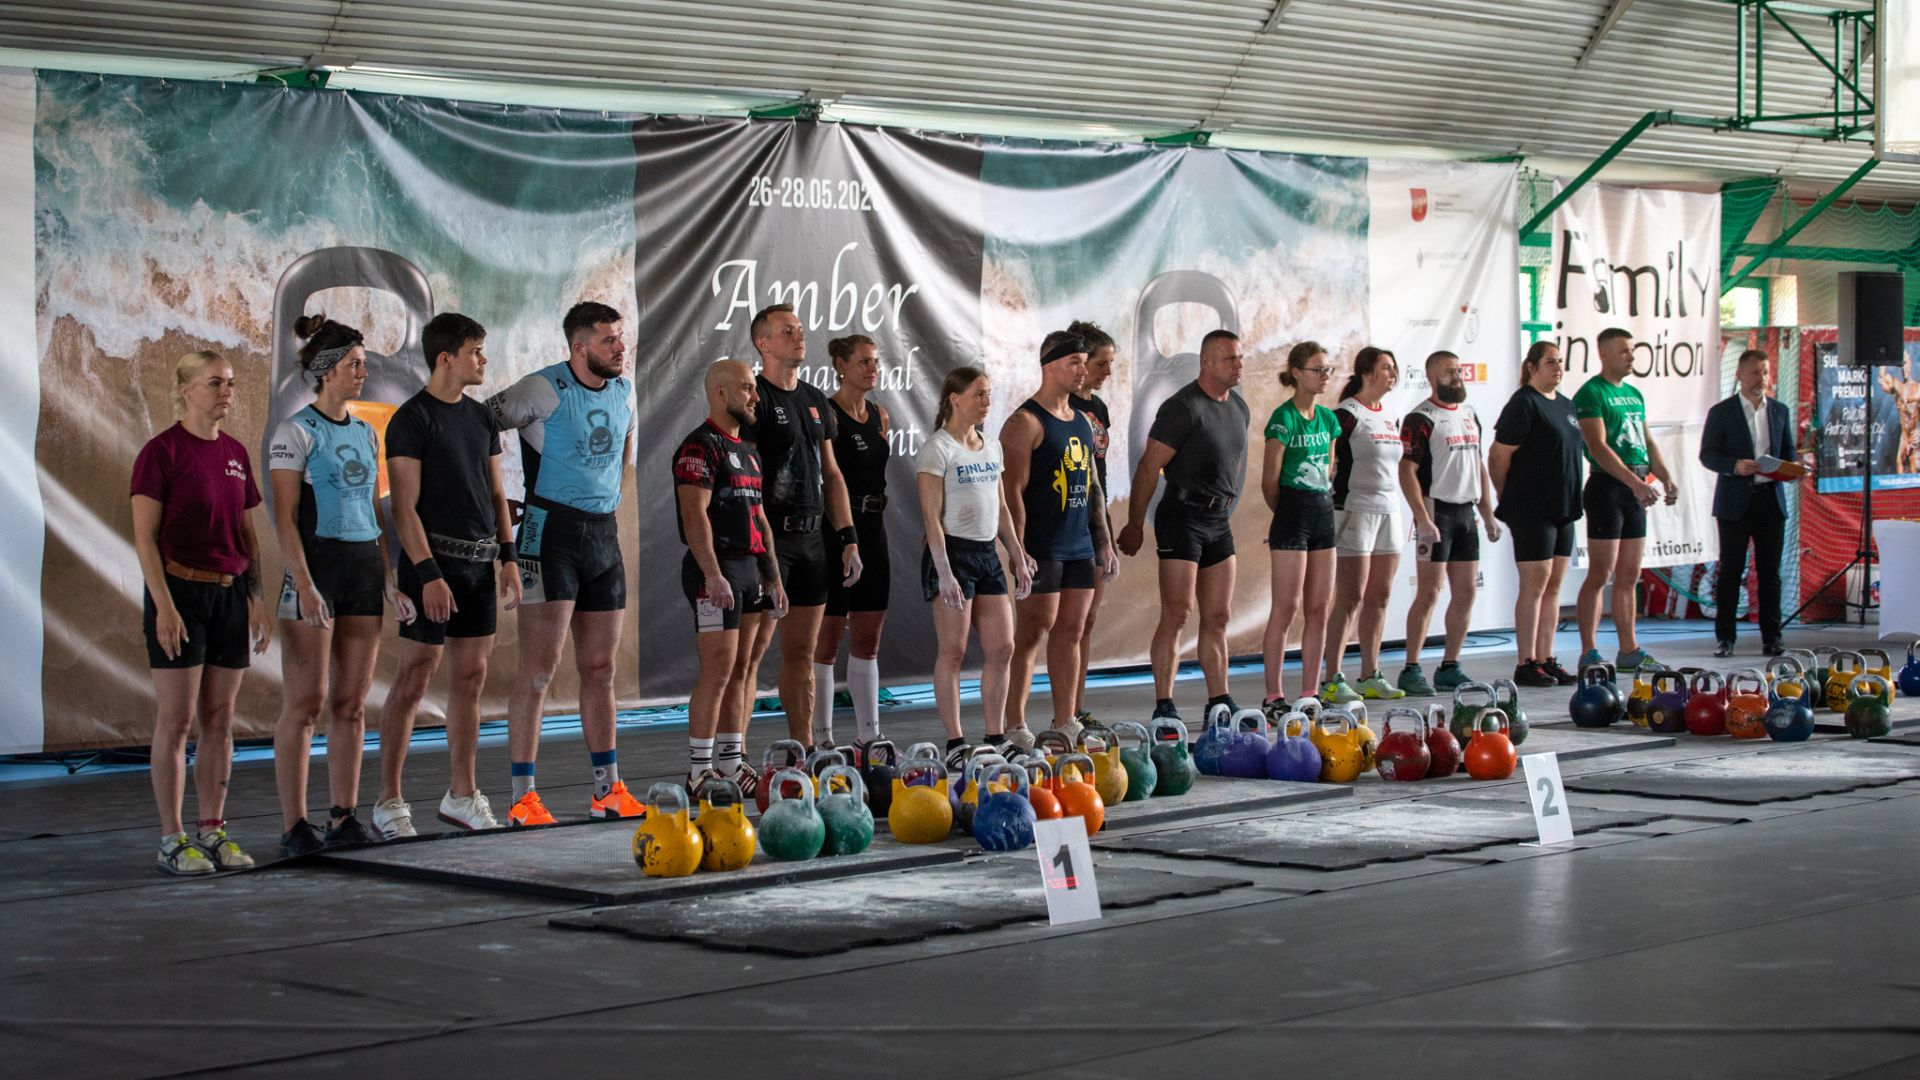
left=497, top=541, right=518, bottom=565
left=413, top=557, right=444, bottom=584
left=835, top=527, right=857, bottom=546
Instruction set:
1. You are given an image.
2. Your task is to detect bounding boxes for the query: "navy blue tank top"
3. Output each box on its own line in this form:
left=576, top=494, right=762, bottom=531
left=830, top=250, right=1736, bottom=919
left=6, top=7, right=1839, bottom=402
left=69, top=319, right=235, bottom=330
left=1018, top=399, right=1095, bottom=560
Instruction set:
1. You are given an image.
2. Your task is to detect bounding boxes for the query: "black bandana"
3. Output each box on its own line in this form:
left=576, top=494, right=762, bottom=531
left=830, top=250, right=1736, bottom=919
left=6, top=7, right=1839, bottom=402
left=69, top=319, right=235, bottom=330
left=1041, top=335, right=1087, bottom=366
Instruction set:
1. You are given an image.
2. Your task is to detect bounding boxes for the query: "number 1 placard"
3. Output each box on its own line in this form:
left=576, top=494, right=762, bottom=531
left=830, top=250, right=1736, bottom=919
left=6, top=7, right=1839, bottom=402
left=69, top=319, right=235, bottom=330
left=1521, top=752, right=1575, bottom=846
left=1032, top=816, right=1102, bottom=926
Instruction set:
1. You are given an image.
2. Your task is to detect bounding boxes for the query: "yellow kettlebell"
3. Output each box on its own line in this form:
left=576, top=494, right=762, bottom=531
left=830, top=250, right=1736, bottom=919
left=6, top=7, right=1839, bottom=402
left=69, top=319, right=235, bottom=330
left=694, top=777, right=756, bottom=872
left=1860, top=648, right=1897, bottom=699
left=1312, top=711, right=1367, bottom=783
left=632, top=782, right=704, bottom=878
left=888, top=759, right=954, bottom=844
left=1627, top=669, right=1658, bottom=728
left=1075, top=728, right=1129, bottom=806
left=1346, top=701, right=1378, bottom=773
left=1825, top=651, right=1864, bottom=713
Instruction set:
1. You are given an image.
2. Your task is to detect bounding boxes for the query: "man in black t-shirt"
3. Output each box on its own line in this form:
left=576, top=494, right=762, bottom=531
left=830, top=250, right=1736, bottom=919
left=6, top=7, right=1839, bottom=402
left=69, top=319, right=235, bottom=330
left=373, top=313, right=522, bottom=838
left=677, top=359, right=786, bottom=793
left=740, top=303, right=862, bottom=760
left=1116, top=330, right=1251, bottom=723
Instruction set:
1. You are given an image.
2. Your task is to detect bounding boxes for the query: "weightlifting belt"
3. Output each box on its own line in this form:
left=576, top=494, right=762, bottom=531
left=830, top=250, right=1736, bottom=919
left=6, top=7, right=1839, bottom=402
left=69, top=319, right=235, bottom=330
left=1166, top=485, right=1234, bottom=512
left=776, top=513, right=822, bottom=532
left=852, top=494, right=888, bottom=514
left=428, top=534, right=500, bottom=563
left=165, top=560, right=237, bottom=586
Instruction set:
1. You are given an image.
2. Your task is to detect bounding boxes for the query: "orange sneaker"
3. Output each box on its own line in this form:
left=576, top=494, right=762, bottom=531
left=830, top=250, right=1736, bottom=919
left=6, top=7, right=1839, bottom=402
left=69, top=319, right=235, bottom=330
left=589, top=780, right=646, bottom=820
left=508, top=790, right=557, bottom=828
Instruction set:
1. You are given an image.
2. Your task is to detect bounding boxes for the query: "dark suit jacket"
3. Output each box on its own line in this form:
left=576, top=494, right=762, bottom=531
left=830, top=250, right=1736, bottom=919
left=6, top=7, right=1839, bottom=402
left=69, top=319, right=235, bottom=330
left=1699, top=393, right=1793, bottom=519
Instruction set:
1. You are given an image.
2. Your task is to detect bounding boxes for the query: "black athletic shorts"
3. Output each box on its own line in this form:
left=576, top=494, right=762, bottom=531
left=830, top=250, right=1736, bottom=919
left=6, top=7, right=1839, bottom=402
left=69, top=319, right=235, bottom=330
left=1155, top=499, right=1235, bottom=568
left=398, top=554, right=498, bottom=645
left=1506, top=516, right=1577, bottom=562
left=682, top=552, right=768, bottom=632
left=277, top=538, right=384, bottom=622
left=827, top=511, right=890, bottom=616
left=773, top=521, right=830, bottom=608
left=1267, top=487, right=1336, bottom=552
left=518, top=500, right=625, bottom=611
left=1583, top=470, right=1648, bottom=541
left=923, top=536, right=1007, bottom=601
left=1031, top=557, right=1095, bottom=594
left=144, top=572, right=251, bottom=670
left=1419, top=500, right=1481, bottom=564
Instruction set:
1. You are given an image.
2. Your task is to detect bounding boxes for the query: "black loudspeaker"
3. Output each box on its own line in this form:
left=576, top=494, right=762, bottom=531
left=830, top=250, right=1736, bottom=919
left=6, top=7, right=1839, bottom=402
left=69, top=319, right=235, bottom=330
left=1836, top=271, right=1905, bottom=366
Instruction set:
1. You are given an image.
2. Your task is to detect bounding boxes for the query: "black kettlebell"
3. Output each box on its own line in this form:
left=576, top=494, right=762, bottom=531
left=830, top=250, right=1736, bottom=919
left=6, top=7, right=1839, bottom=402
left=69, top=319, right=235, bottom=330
left=1569, top=663, right=1620, bottom=727
left=860, top=740, right=898, bottom=818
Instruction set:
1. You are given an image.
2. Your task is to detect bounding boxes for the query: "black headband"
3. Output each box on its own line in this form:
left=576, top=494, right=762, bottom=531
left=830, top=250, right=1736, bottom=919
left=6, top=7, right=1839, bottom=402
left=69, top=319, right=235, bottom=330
left=1040, top=335, right=1087, bottom=366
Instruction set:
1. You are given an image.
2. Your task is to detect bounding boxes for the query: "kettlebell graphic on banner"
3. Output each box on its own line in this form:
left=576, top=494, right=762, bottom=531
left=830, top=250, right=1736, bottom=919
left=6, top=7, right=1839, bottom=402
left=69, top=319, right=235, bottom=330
left=1130, top=271, right=1239, bottom=507
left=264, top=247, right=434, bottom=511
left=586, top=408, right=614, bottom=456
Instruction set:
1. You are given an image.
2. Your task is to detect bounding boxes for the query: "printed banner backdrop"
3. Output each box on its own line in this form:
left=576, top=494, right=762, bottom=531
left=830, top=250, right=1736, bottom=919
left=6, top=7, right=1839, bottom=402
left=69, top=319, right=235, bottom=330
left=1549, top=183, right=1722, bottom=569
left=1810, top=334, right=1920, bottom=492
left=22, top=72, right=1522, bottom=753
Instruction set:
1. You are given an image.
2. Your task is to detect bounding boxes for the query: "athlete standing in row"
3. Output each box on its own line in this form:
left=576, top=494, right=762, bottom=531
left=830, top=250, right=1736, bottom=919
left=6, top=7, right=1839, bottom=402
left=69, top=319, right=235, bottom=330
left=1575, top=327, right=1677, bottom=674
left=490, top=301, right=640, bottom=826
left=1118, top=329, right=1249, bottom=724
left=1322, top=347, right=1408, bottom=702
left=374, top=313, right=520, bottom=836
left=1261, top=342, right=1340, bottom=712
left=269, top=315, right=404, bottom=853
left=1003, top=331, right=1117, bottom=747
left=132, top=350, right=273, bottom=874
left=1395, top=350, right=1499, bottom=696
left=1064, top=320, right=1115, bottom=730
left=743, top=304, right=862, bottom=768
left=677, top=360, right=786, bottom=792
left=813, top=334, right=891, bottom=750
left=1490, top=341, right=1584, bottom=687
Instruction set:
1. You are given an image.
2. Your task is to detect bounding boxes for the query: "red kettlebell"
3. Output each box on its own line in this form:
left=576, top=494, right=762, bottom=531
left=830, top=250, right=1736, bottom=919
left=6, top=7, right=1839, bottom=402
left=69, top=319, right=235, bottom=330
left=1683, top=670, right=1729, bottom=736
left=1462, top=708, right=1518, bottom=781
left=1422, top=703, right=1462, bottom=778
left=1025, top=758, right=1064, bottom=820
left=1374, top=706, right=1431, bottom=782
left=755, top=739, right=809, bottom=813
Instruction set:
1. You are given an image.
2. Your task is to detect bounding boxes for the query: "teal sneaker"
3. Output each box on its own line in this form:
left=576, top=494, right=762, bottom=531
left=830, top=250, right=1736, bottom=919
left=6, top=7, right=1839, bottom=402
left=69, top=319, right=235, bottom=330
left=1431, top=660, right=1470, bottom=691
left=1319, top=673, right=1363, bottom=704
left=1579, top=648, right=1605, bottom=671
left=1396, top=664, right=1435, bottom=696
left=1357, top=670, right=1407, bottom=699
left=1615, top=647, right=1659, bottom=673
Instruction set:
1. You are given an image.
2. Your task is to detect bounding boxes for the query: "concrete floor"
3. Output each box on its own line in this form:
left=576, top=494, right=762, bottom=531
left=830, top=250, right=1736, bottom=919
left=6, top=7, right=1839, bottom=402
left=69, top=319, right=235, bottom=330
left=5, top=620, right=1920, bottom=1079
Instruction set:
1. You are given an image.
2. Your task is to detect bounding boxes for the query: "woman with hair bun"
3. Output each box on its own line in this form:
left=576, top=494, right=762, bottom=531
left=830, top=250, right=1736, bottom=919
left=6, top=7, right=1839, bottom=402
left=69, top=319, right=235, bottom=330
left=1320, top=346, right=1409, bottom=703
left=269, top=314, right=410, bottom=856
left=131, top=349, right=274, bottom=874
left=813, top=334, right=893, bottom=752
left=1260, top=341, right=1340, bottom=712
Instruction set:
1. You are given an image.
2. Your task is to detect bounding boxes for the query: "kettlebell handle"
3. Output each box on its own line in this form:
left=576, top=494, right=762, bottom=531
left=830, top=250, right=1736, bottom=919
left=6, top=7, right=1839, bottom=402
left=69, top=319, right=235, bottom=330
left=763, top=738, right=807, bottom=771
left=1849, top=673, right=1891, bottom=697
left=1036, top=730, right=1076, bottom=756
left=646, top=781, right=691, bottom=817
left=863, top=739, right=898, bottom=768
left=1277, top=710, right=1311, bottom=739
left=1472, top=707, right=1510, bottom=735
left=983, top=762, right=1031, bottom=797
left=1452, top=680, right=1496, bottom=707
left=1230, top=707, right=1269, bottom=737
left=1727, top=668, right=1768, bottom=696
left=1382, top=706, right=1425, bottom=736
left=816, top=763, right=866, bottom=802
left=898, top=760, right=945, bottom=789
left=1149, top=717, right=1190, bottom=743
left=1057, top=752, right=1098, bottom=785
left=1113, top=721, right=1152, bottom=749
left=764, top=767, right=814, bottom=806
left=698, top=776, right=744, bottom=810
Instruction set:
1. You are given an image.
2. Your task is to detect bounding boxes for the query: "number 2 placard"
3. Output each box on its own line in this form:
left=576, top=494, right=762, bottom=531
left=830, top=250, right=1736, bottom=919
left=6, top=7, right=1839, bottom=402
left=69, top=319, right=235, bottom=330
left=1521, top=752, right=1575, bottom=846
left=1032, top=816, right=1102, bottom=925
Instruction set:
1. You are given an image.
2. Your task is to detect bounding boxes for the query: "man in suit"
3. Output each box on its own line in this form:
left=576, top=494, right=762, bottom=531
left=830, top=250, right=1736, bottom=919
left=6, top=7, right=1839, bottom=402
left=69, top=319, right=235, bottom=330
left=1700, top=348, right=1799, bottom=657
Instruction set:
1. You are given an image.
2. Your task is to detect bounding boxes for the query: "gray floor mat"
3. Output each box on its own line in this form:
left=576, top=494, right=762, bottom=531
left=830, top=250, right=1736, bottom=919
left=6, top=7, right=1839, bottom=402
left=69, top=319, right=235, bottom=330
left=1566, top=745, right=1920, bottom=804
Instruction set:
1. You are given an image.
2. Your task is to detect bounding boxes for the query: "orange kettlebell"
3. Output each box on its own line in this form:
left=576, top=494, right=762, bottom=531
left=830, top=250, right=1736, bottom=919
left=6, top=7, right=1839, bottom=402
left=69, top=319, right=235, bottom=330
left=1051, top=751, right=1107, bottom=835
left=1025, top=758, right=1064, bottom=820
left=1462, top=707, right=1518, bottom=781
left=1724, top=668, right=1771, bottom=740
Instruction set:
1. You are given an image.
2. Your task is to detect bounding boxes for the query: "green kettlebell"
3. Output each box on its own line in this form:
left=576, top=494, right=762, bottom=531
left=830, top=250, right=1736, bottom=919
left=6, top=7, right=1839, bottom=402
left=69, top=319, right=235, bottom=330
left=1449, top=681, right=1496, bottom=751
left=1844, top=673, right=1893, bottom=739
left=815, top=764, right=875, bottom=856
left=1491, top=677, right=1529, bottom=746
left=758, top=768, right=825, bottom=862
left=1808, top=646, right=1837, bottom=700
left=1148, top=718, right=1197, bottom=796
left=1113, top=721, right=1157, bottom=802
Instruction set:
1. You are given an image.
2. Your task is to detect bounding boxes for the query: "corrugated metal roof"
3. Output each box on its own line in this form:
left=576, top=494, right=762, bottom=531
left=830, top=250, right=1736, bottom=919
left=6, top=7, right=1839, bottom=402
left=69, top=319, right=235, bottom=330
left=1, top=0, right=1914, bottom=200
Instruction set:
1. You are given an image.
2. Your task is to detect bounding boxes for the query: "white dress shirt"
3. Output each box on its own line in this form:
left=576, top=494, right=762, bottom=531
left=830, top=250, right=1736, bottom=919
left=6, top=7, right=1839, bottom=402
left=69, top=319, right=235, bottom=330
left=1742, top=391, right=1773, bottom=485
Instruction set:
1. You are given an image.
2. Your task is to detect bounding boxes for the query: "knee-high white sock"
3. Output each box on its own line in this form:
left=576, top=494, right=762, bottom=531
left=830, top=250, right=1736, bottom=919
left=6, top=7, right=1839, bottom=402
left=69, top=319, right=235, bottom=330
left=849, top=656, right=881, bottom=742
left=813, top=662, right=836, bottom=745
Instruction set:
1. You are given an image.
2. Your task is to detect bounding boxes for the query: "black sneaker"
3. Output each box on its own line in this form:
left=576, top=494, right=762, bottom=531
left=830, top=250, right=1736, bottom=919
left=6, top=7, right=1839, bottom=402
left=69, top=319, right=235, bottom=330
left=1513, top=660, right=1557, bottom=689
left=1151, top=700, right=1181, bottom=722
left=279, top=819, right=325, bottom=857
left=1540, top=657, right=1580, bottom=686
left=1762, top=640, right=1786, bottom=657
left=1713, top=640, right=1735, bottom=658
left=323, top=813, right=379, bottom=847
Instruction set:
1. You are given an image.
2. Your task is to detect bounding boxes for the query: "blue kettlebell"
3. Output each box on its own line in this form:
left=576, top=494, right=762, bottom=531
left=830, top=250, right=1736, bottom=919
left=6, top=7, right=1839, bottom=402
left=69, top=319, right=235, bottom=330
left=1265, top=710, right=1323, bottom=782
left=1899, top=645, right=1920, bottom=698
left=1193, top=703, right=1234, bottom=776
left=952, top=750, right=1006, bottom=833
left=1764, top=681, right=1817, bottom=742
left=971, top=763, right=1038, bottom=851
left=1220, top=709, right=1272, bottom=779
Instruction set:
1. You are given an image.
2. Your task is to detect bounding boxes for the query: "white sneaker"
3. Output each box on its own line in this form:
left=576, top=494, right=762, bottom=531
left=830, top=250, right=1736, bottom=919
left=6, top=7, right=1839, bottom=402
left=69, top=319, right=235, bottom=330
left=438, top=790, right=499, bottom=830
left=1048, top=718, right=1084, bottom=744
left=1004, top=725, right=1037, bottom=753
left=373, top=796, right=416, bottom=839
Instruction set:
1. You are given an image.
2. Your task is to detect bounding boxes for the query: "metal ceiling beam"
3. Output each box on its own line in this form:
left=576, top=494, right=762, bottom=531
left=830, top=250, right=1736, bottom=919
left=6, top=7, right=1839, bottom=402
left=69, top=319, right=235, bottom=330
left=1576, top=0, right=1639, bottom=69
left=1261, top=0, right=1294, bottom=35
left=1722, top=155, right=1878, bottom=292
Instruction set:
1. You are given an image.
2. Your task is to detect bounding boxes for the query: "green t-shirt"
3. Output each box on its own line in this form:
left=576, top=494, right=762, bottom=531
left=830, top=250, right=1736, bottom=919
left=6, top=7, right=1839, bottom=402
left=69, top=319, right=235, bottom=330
left=1263, top=402, right=1340, bottom=492
left=1573, top=376, right=1649, bottom=470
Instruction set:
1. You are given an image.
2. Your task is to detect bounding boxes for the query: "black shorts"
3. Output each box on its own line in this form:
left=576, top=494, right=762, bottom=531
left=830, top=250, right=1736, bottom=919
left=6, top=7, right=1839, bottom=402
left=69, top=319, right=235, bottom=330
left=772, top=521, right=830, bottom=608
left=399, top=555, right=498, bottom=645
left=1583, top=471, right=1648, bottom=541
left=1267, top=487, right=1336, bottom=552
left=1419, top=500, right=1481, bottom=564
left=1155, top=499, right=1235, bottom=568
left=144, top=573, right=251, bottom=670
left=827, top=512, right=890, bottom=616
left=1031, top=557, right=1095, bottom=594
left=682, top=552, right=768, bottom=632
left=1506, top=516, right=1577, bottom=562
left=518, top=501, right=625, bottom=611
left=277, top=538, right=384, bottom=621
left=923, top=536, right=1008, bottom=601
